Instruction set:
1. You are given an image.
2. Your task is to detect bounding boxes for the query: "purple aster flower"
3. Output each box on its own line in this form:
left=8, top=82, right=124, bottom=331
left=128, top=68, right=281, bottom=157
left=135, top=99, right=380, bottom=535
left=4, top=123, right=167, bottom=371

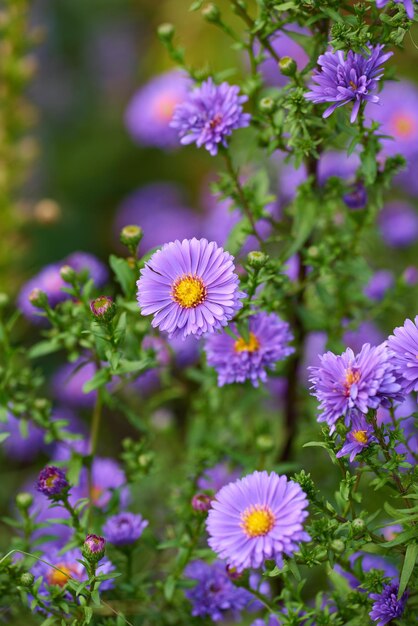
left=309, top=343, right=404, bottom=433
left=376, top=0, right=415, bottom=19
left=197, top=462, right=241, bottom=493
left=0, top=413, right=44, bottom=462
left=125, top=70, right=191, bottom=149
left=184, top=559, right=254, bottom=621
left=114, top=182, right=201, bottom=254
left=75, top=457, right=130, bottom=509
left=36, top=466, right=69, bottom=499
left=363, top=271, right=394, bottom=302
left=343, top=321, right=385, bottom=354
left=204, top=312, right=294, bottom=387
left=305, top=45, right=392, bottom=122
left=388, top=316, right=418, bottom=393
left=103, top=512, right=148, bottom=546
left=369, top=583, right=408, bottom=626
left=170, top=78, right=251, bottom=156
left=368, top=81, right=418, bottom=159
left=17, top=263, right=67, bottom=323
left=336, top=411, right=377, bottom=462
left=343, top=182, right=368, bottom=210
left=23, top=480, right=73, bottom=546
left=65, top=251, right=108, bottom=287
left=378, top=202, right=418, bottom=248
left=136, top=238, right=244, bottom=339
left=206, top=470, right=310, bottom=570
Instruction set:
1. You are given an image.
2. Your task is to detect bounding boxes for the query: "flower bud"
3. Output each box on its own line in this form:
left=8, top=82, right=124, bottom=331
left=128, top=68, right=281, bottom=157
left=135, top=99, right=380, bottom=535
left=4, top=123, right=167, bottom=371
left=120, top=225, right=143, bottom=249
left=256, top=434, right=274, bottom=452
left=28, top=288, right=48, bottom=309
left=157, top=23, right=175, bottom=42
left=259, top=97, right=275, bottom=114
left=352, top=518, right=366, bottom=534
left=90, top=295, right=116, bottom=322
left=20, top=572, right=35, bottom=587
left=330, top=539, right=345, bottom=554
left=226, top=564, right=242, bottom=581
left=202, top=3, right=221, bottom=22
left=343, top=183, right=367, bottom=210
left=279, top=56, right=297, bottom=77
left=16, top=492, right=34, bottom=511
left=191, top=493, right=212, bottom=512
left=0, top=293, right=9, bottom=308
left=247, top=250, right=269, bottom=269
left=82, top=534, right=106, bottom=562
left=36, top=466, right=69, bottom=499
left=60, top=264, right=77, bottom=284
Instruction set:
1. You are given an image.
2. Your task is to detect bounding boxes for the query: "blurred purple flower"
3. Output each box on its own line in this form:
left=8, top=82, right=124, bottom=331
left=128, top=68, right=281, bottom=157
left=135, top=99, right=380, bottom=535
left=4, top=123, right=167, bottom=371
left=0, top=413, right=44, bottom=462
left=379, top=202, right=418, bottom=247
left=197, top=462, right=241, bottom=493
left=403, top=266, right=418, bottom=286
left=343, top=321, right=384, bottom=354
left=335, top=552, right=398, bottom=589
left=65, top=251, right=108, bottom=286
left=343, top=183, right=368, bottom=209
left=17, top=263, right=66, bottom=323
left=257, top=27, right=309, bottom=86
left=388, top=316, right=418, bottom=394
left=76, top=457, right=130, bottom=510
left=376, top=0, right=415, bottom=19
left=52, top=358, right=98, bottom=409
left=103, top=512, right=148, bottom=546
left=125, top=70, right=190, bottom=149
left=363, top=271, right=394, bottom=301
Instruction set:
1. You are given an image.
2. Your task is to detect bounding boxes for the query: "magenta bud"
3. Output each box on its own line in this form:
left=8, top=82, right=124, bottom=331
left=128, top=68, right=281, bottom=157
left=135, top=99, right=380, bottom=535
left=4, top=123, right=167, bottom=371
left=82, top=534, right=106, bottom=562
left=191, top=493, right=212, bottom=512
left=90, top=295, right=115, bottom=321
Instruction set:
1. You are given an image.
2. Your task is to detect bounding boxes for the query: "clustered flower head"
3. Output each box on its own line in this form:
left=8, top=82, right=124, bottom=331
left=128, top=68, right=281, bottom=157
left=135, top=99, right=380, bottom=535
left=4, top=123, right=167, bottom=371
left=369, top=583, right=408, bottom=626
left=309, top=342, right=403, bottom=433
left=103, top=512, right=148, bottom=546
left=170, top=78, right=251, bottom=155
left=36, top=466, right=69, bottom=499
left=206, top=471, right=310, bottom=570
left=376, top=0, right=415, bottom=19
left=204, top=312, right=294, bottom=387
left=305, top=44, right=392, bottom=122
left=336, top=411, right=377, bottom=462
left=136, top=238, right=244, bottom=339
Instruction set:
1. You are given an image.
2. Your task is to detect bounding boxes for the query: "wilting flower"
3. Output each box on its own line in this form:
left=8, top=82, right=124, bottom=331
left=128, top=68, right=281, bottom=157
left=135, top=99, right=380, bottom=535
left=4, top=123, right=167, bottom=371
left=363, top=271, right=394, bottom=302
left=388, top=316, right=418, bottom=393
left=137, top=238, right=244, bottom=339
left=36, top=466, right=69, bottom=499
left=379, top=202, right=418, bottom=248
left=197, top=462, right=241, bottom=494
left=376, top=0, right=415, bottom=19
left=103, top=512, right=148, bottom=546
left=184, top=560, right=254, bottom=621
left=125, top=70, right=190, bottom=149
left=309, top=343, right=403, bottom=433
left=336, top=411, right=377, bottom=462
left=369, top=583, right=408, bottom=626
left=206, top=471, right=310, bottom=570
left=171, top=78, right=251, bottom=155
left=305, top=45, right=392, bottom=122
left=204, top=312, right=294, bottom=387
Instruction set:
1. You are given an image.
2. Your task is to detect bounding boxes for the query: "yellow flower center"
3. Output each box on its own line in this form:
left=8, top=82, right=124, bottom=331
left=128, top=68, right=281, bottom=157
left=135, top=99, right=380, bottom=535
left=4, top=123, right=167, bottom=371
left=352, top=429, right=368, bottom=444
left=234, top=332, right=260, bottom=353
left=47, top=564, right=77, bottom=587
left=90, top=485, right=103, bottom=504
left=172, top=274, right=207, bottom=309
left=392, top=114, right=416, bottom=138
left=344, top=368, right=361, bottom=396
left=241, top=505, right=275, bottom=538
left=155, top=95, right=179, bottom=122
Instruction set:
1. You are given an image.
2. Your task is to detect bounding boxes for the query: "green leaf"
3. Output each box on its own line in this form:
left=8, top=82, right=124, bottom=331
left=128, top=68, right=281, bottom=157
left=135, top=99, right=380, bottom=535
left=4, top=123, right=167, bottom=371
left=82, top=368, right=110, bottom=393
left=164, top=575, right=176, bottom=601
left=29, top=339, right=61, bottom=359
left=398, top=542, right=418, bottom=599
left=109, top=255, right=136, bottom=296
left=0, top=432, right=10, bottom=443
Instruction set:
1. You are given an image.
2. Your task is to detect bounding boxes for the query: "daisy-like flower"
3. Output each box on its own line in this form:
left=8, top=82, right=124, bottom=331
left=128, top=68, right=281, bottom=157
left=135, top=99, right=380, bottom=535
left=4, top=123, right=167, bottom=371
left=204, top=312, right=294, bottom=387
left=305, top=45, right=392, bottom=122
left=388, top=316, right=418, bottom=393
left=336, top=412, right=377, bottom=462
left=36, top=466, right=69, bottom=499
left=206, top=471, right=310, bottom=570
left=170, top=78, right=251, bottom=156
left=309, top=343, right=403, bottom=433
left=103, top=512, right=148, bottom=546
left=376, top=0, right=415, bottom=19
left=136, top=238, right=244, bottom=339
left=369, top=583, right=408, bottom=626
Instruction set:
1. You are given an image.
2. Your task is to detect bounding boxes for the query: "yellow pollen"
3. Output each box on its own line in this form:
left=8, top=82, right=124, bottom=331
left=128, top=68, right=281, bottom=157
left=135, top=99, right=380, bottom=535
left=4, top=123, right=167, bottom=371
left=241, top=505, right=275, bottom=538
left=344, top=368, right=361, bottom=396
left=47, top=564, right=77, bottom=587
left=234, top=332, right=260, bottom=353
left=392, top=114, right=415, bottom=138
left=349, top=80, right=357, bottom=90
left=352, top=429, right=368, bottom=444
left=172, top=274, right=207, bottom=309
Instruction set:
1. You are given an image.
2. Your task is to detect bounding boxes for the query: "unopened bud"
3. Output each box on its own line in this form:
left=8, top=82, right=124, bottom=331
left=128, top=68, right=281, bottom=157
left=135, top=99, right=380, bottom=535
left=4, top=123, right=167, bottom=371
left=247, top=250, right=268, bottom=269
left=28, top=288, right=48, bottom=309
left=90, top=295, right=116, bottom=322
left=226, top=564, right=242, bottom=580
left=330, top=539, right=345, bottom=554
left=259, top=97, right=275, bottom=114
left=191, top=493, right=212, bottom=512
left=82, top=534, right=106, bottom=562
left=279, top=56, right=297, bottom=77
left=202, top=3, right=221, bottom=22
left=256, top=434, right=274, bottom=452
left=16, top=492, right=34, bottom=511
left=60, top=265, right=77, bottom=284
left=120, top=225, right=143, bottom=250
left=20, top=572, right=35, bottom=587
left=157, top=23, right=175, bottom=42
left=352, top=518, right=366, bottom=534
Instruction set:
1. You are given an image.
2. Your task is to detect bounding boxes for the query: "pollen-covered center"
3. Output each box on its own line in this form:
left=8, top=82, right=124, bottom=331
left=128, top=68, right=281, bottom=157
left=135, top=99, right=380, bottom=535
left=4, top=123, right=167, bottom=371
left=234, top=332, right=260, bottom=353
left=241, top=505, right=275, bottom=538
left=392, top=114, right=416, bottom=138
left=352, top=429, right=368, bottom=444
left=344, top=368, right=361, bottom=395
left=47, top=563, right=78, bottom=587
left=172, top=274, right=207, bottom=309
left=45, top=474, right=58, bottom=488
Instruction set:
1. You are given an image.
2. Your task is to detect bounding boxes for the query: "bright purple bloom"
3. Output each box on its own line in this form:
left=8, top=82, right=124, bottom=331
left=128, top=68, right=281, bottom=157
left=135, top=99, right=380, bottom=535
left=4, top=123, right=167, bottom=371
left=184, top=560, right=254, bottom=621
left=309, top=343, right=404, bottom=433
left=137, top=238, right=244, bottom=339
left=379, top=202, right=418, bottom=247
left=17, top=263, right=66, bottom=322
left=114, top=182, right=201, bottom=254
left=204, top=312, right=294, bottom=387
left=388, top=316, right=418, bottom=393
left=36, top=466, right=69, bottom=498
left=206, top=471, right=310, bottom=570
left=125, top=70, right=190, bottom=149
left=363, top=271, right=394, bottom=302
left=369, top=583, right=408, bottom=626
left=197, top=462, right=241, bottom=493
left=369, top=81, right=418, bottom=159
left=103, top=512, right=148, bottom=546
left=305, top=45, right=392, bottom=122
left=0, top=413, right=44, bottom=462
left=170, top=78, right=251, bottom=156
left=65, top=251, right=108, bottom=287
left=376, top=0, right=415, bottom=19
left=336, top=411, right=377, bottom=462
